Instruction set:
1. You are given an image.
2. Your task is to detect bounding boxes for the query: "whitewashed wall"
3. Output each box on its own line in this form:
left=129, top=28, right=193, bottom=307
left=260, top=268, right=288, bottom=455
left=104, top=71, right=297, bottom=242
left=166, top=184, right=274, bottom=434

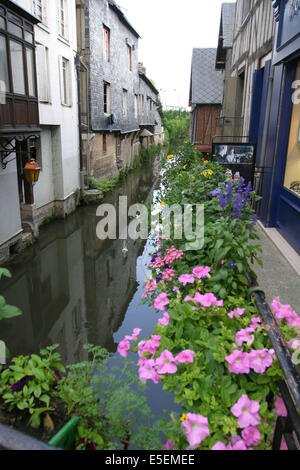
left=14, top=0, right=80, bottom=210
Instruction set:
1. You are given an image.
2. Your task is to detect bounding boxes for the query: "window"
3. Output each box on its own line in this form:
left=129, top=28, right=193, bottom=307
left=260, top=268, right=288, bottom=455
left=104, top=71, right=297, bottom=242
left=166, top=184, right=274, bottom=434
left=103, top=81, right=110, bottom=114
left=26, top=47, right=36, bottom=97
left=122, top=89, right=128, bottom=116
left=283, top=62, right=300, bottom=198
left=60, top=56, right=72, bottom=105
left=58, top=0, right=68, bottom=39
left=103, top=25, right=110, bottom=62
left=127, top=44, right=132, bottom=71
left=134, top=94, right=138, bottom=118
left=32, top=0, right=47, bottom=25
left=36, top=44, right=50, bottom=102
left=0, top=35, right=10, bottom=94
left=141, top=95, right=144, bottom=114
left=103, top=134, right=107, bottom=154
left=10, top=40, right=25, bottom=95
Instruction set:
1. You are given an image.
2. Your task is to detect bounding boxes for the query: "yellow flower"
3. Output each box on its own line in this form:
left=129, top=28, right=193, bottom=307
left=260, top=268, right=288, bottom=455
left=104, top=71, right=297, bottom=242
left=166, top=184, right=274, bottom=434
left=208, top=170, right=214, bottom=176
left=190, top=176, right=195, bottom=182
left=202, top=171, right=208, bottom=177
left=167, top=155, right=174, bottom=159
left=204, top=160, right=209, bottom=164
left=180, top=414, right=188, bottom=422
left=183, top=164, right=187, bottom=170
left=161, top=201, right=165, bottom=206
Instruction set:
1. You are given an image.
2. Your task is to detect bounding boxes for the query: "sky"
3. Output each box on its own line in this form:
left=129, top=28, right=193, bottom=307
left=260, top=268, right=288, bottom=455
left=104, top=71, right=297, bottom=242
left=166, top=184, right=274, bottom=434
left=117, top=0, right=236, bottom=110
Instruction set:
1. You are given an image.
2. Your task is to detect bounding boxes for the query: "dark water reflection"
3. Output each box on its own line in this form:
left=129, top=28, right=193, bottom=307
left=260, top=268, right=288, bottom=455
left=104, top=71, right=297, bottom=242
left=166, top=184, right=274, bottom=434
left=0, top=161, right=159, bottom=365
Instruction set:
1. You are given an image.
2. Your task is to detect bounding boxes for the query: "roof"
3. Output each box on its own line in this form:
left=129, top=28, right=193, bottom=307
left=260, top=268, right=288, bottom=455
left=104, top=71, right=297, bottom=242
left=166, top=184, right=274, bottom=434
left=220, top=3, right=236, bottom=48
left=189, top=48, right=224, bottom=105
left=108, top=0, right=140, bottom=39
left=139, top=73, right=159, bottom=95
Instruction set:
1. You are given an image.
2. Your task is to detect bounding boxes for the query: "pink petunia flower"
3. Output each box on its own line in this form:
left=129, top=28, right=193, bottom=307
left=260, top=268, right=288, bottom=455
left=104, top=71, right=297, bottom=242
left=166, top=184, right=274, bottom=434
left=158, top=312, right=170, bottom=326
left=242, top=427, right=261, bottom=447
left=235, top=327, right=255, bottom=347
left=211, top=441, right=229, bottom=450
left=164, top=440, right=175, bottom=449
left=155, top=350, right=178, bottom=375
left=138, top=358, right=159, bottom=384
left=117, top=340, right=130, bottom=358
left=181, top=413, right=210, bottom=448
left=248, top=349, right=273, bottom=374
left=178, top=274, right=195, bottom=286
left=175, top=350, right=195, bottom=364
left=226, top=349, right=250, bottom=374
left=153, top=293, right=169, bottom=311
left=274, top=396, right=287, bottom=417
left=228, top=308, right=245, bottom=319
left=192, top=266, right=211, bottom=279
left=231, top=394, right=260, bottom=429
left=125, top=328, right=142, bottom=341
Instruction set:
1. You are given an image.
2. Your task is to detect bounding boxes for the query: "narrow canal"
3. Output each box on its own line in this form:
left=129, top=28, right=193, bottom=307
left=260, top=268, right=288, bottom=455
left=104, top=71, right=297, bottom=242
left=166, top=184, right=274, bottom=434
left=0, top=158, right=180, bottom=425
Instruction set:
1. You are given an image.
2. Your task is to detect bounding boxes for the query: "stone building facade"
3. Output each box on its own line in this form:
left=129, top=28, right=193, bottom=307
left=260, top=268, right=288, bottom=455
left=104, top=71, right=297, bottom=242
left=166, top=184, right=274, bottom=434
left=76, top=0, right=164, bottom=180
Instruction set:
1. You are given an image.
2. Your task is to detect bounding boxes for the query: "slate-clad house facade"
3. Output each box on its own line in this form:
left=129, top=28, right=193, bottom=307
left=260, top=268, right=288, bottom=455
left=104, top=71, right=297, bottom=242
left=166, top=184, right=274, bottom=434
left=76, top=0, right=164, bottom=179
left=189, top=48, right=224, bottom=152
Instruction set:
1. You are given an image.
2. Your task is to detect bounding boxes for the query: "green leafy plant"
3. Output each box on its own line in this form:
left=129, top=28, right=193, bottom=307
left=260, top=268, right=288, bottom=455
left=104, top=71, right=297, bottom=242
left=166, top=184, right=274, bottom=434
left=55, top=344, right=165, bottom=450
left=0, top=268, right=22, bottom=321
left=0, top=345, right=65, bottom=429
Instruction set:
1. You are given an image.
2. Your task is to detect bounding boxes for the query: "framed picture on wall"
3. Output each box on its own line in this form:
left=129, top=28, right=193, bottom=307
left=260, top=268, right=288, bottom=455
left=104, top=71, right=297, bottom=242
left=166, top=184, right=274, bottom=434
left=211, top=143, right=256, bottom=184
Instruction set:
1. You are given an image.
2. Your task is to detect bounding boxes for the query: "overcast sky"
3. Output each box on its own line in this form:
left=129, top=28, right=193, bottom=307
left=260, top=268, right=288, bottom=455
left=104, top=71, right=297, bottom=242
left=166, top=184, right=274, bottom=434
left=117, top=0, right=236, bottom=110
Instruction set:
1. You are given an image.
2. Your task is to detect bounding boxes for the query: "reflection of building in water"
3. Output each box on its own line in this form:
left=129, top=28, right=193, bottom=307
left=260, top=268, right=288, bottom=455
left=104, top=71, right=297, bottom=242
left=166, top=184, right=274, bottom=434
left=0, top=165, right=154, bottom=364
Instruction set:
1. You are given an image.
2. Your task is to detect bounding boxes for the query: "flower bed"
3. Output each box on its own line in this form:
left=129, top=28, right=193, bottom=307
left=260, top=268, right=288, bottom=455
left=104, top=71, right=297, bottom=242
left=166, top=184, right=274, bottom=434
left=117, top=143, right=300, bottom=450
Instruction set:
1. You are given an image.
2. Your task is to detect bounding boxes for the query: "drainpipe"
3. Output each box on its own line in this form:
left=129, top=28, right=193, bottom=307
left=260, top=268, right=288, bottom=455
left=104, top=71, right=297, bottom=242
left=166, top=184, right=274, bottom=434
left=79, top=58, right=91, bottom=178
left=75, top=53, right=83, bottom=174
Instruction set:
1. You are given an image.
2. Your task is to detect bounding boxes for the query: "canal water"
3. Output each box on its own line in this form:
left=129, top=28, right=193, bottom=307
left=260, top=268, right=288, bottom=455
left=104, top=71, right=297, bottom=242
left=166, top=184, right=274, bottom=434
left=0, top=158, right=180, bottom=426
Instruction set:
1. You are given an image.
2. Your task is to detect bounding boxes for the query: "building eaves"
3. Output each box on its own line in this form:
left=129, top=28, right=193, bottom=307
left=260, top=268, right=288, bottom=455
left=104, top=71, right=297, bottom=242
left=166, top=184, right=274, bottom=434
left=108, top=0, right=140, bottom=39
left=139, top=73, right=159, bottom=95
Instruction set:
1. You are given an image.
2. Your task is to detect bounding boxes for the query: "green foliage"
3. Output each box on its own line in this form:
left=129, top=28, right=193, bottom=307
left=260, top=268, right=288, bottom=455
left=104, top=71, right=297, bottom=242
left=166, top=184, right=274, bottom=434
left=0, top=345, right=65, bottom=429
left=0, top=268, right=22, bottom=321
left=55, top=345, right=165, bottom=450
left=162, top=110, right=190, bottom=153
left=88, top=176, right=119, bottom=193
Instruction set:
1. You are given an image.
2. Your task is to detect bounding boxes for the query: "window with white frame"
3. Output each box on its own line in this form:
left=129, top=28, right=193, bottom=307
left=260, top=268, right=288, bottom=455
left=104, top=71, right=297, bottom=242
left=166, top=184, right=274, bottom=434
left=32, top=0, right=47, bottom=25
left=122, top=89, right=128, bottom=116
left=36, top=43, right=50, bottom=102
left=59, top=56, right=72, bottom=106
left=58, top=0, right=68, bottom=40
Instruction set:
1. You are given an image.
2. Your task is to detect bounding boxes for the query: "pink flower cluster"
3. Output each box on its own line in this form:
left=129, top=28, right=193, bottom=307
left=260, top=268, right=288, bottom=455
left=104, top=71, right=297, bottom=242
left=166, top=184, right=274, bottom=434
left=161, top=268, right=175, bottom=281
left=271, top=297, right=300, bottom=328
left=178, top=266, right=211, bottom=287
left=226, top=347, right=274, bottom=375
left=117, top=328, right=142, bottom=357
left=142, top=279, right=157, bottom=299
left=184, top=292, right=223, bottom=308
left=212, top=395, right=261, bottom=450
left=147, top=246, right=183, bottom=270
left=138, top=348, right=195, bottom=385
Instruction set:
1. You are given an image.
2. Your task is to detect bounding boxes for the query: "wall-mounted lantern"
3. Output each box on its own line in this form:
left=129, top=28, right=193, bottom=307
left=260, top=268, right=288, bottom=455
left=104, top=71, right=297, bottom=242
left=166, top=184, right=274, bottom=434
left=23, top=158, right=41, bottom=184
